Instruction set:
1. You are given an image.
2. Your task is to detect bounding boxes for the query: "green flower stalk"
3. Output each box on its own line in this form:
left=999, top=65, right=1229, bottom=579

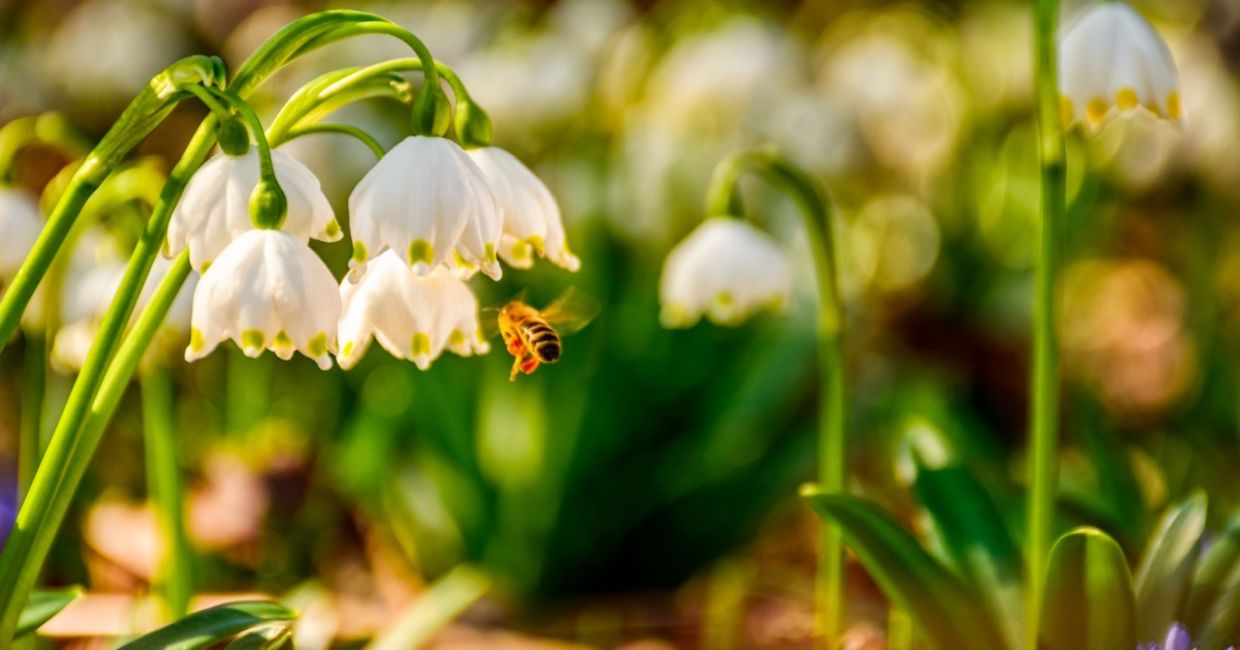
left=661, top=149, right=845, bottom=647
left=1026, top=0, right=1068, bottom=647
left=0, top=11, right=485, bottom=642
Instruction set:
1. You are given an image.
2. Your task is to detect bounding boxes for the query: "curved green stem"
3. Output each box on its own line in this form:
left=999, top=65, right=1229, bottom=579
left=706, top=149, right=845, bottom=648
left=282, top=123, right=387, bottom=158
left=141, top=365, right=192, bottom=622
left=0, top=13, right=458, bottom=641
left=1026, top=0, right=1067, bottom=648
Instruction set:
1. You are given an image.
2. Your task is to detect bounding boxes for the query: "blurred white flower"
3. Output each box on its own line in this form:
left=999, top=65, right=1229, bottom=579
left=0, top=188, right=42, bottom=285
left=1059, top=1, right=1180, bottom=128
left=349, top=136, right=502, bottom=280
left=187, top=229, right=339, bottom=369
left=52, top=233, right=196, bottom=373
left=467, top=146, right=580, bottom=272
left=337, top=251, right=489, bottom=371
left=659, top=218, right=792, bottom=328
left=167, top=148, right=340, bottom=273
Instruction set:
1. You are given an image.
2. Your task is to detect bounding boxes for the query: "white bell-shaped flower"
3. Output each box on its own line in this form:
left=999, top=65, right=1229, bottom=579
left=348, top=136, right=502, bottom=281
left=337, top=251, right=489, bottom=371
left=0, top=188, right=43, bottom=284
left=187, top=229, right=340, bottom=369
left=167, top=148, right=340, bottom=272
left=659, top=217, right=792, bottom=328
left=466, top=146, right=580, bottom=272
left=1059, top=1, right=1181, bottom=128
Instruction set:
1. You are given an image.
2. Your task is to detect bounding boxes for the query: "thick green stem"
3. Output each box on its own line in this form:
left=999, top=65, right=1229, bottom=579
left=706, top=150, right=846, bottom=648
left=1025, top=0, right=1066, bottom=648
left=141, top=366, right=192, bottom=621
left=367, top=565, right=491, bottom=650
left=17, top=336, right=45, bottom=502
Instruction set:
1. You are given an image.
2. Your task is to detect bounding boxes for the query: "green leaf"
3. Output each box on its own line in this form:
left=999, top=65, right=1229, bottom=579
left=801, top=488, right=1007, bottom=650
left=117, top=601, right=296, bottom=650
left=913, top=464, right=1023, bottom=649
left=16, top=586, right=83, bottom=638
left=1134, top=492, right=1207, bottom=643
left=1039, top=527, right=1137, bottom=650
left=223, top=624, right=293, bottom=649
left=1183, top=515, right=1240, bottom=650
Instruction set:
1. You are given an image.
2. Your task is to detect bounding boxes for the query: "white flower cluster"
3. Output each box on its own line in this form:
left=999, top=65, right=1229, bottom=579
left=172, top=136, right=577, bottom=370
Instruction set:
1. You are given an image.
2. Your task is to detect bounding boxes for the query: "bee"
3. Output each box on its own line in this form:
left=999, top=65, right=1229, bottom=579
left=489, top=288, right=599, bottom=381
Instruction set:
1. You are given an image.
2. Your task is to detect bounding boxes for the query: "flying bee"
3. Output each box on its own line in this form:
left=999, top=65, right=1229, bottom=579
left=486, top=288, right=599, bottom=381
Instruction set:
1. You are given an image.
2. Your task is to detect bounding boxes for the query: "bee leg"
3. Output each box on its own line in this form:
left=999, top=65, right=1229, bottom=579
left=509, top=356, right=522, bottom=382
left=520, top=357, right=540, bottom=375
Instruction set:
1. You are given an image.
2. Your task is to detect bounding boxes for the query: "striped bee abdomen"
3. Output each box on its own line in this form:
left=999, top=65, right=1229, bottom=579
left=521, top=319, right=562, bottom=363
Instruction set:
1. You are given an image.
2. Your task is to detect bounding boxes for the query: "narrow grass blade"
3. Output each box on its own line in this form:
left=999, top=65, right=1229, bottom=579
left=16, top=586, right=83, bottom=638
left=1134, top=492, right=1207, bottom=644
left=801, top=488, right=1006, bottom=650
left=223, top=624, right=293, bottom=649
left=1039, top=528, right=1137, bottom=650
left=117, top=601, right=296, bottom=650
left=368, top=564, right=490, bottom=650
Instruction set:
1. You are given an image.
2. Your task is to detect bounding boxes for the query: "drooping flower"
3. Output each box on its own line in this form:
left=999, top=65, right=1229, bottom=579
left=1059, top=1, right=1181, bottom=128
left=466, top=146, right=580, bottom=271
left=659, top=217, right=792, bottom=328
left=0, top=188, right=43, bottom=285
left=167, top=148, right=340, bottom=273
left=186, top=229, right=340, bottom=369
left=336, top=251, right=489, bottom=370
left=348, top=136, right=502, bottom=280
left=1138, top=623, right=1234, bottom=650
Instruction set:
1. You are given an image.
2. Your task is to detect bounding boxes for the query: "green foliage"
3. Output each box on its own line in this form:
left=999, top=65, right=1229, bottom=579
left=801, top=488, right=1006, bottom=650
left=116, top=601, right=296, bottom=650
left=1183, top=515, right=1240, bottom=650
left=1134, top=492, right=1207, bottom=644
left=16, top=586, right=82, bottom=639
left=1039, top=527, right=1137, bottom=650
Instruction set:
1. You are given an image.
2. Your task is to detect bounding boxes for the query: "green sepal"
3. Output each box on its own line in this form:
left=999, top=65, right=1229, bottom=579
left=455, top=100, right=492, bottom=149
left=250, top=178, right=288, bottom=230
left=216, top=119, right=250, bottom=156
left=1039, top=527, right=1137, bottom=650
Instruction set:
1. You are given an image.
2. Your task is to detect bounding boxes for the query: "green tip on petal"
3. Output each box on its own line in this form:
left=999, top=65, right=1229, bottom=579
left=448, top=329, right=466, bottom=347
left=189, top=328, right=205, bottom=353
left=273, top=330, right=293, bottom=350
left=306, top=332, right=328, bottom=357
left=352, top=241, right=368, bottom=264
left=324, top=220, right=341, bottom=239
left=484, top=243, right=497, bottom=264
left=411, top=332, right=432, bottom=358
left=341, top=340, right=355, bottom=358
left=241, top=329, right=265, bottom=351
left=453, top=251, right=478, bottom=270
left=409, top=239, right=434, bottom=266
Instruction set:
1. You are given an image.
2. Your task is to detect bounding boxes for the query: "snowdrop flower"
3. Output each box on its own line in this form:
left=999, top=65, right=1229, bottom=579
left=659, top=218, right=792, bottom=328
left=337, top=251, right=489, bottom=370
left=348, top=136, right=502, bottom=280
left=187, top=229, right=340, bottom=369
left=1060, top=1, right=1181, bottom=128
left=167, top=148, right=339, bottom=272
left=467, top=146, right=580, bottom=271
left=1138, top=623, right=1233, bottom=650
left=0, top=188, right=43, bottom=285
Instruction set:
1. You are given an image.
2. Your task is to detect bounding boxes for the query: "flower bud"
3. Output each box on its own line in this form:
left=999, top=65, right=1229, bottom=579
left=456, top=101, right=493, bottom=149
left=215, top=118, right=250, bottom=156
left=249, top=176, right=288, bottom=230
left=412, top=85, right=452, bottom=137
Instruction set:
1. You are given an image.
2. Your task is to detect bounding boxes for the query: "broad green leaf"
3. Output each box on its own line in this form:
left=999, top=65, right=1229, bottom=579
left=117, top=601, right=296, bottom=650
left=913, top=464, right=1023, bottom=649
left=801, top=488, right=1006, bottom=650
left=223, top=624, right=293, bottom=649
left=1183, top=515, right=1240, bottom=650
left=1134, top=492, right=1207, bottom=643
left=16, top=586, right=83, bottom=638
left=1040, top=528, right=1137, bottom=650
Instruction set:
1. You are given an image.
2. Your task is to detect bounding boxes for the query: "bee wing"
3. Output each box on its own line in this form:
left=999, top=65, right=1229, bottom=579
left=540, top=287, right=600, bottom=335
left=479, top=306, right=502, bottom=340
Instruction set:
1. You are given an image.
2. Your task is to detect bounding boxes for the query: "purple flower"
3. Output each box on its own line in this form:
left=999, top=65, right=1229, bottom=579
left=1139, top=624, right=1235, bottom=650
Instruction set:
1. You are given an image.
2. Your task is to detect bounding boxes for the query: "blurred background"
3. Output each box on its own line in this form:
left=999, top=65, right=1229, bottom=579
left=2, top=0, right=1240, bottom=647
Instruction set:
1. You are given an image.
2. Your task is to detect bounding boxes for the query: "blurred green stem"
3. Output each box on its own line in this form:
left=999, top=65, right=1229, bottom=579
left=1026, top=0, right=1066, bottom=648
left=141, top=366, right=193, bottom=621
left=18, top=336, right=45, bottom=502
left=706, top=149, right=846, bottom=649
left=368, top=565, right=490, bottom=650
